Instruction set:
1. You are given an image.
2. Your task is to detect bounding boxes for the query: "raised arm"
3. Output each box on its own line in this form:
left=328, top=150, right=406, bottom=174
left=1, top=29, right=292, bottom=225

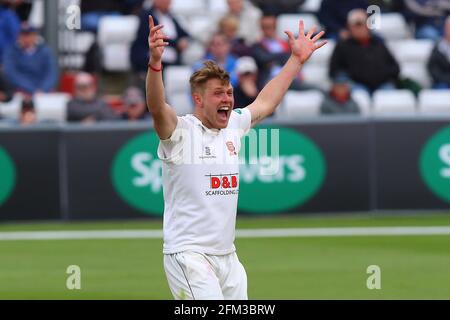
left=146, top=15, right=178, bottom=140
left=247, top=21, right=327, bottom=126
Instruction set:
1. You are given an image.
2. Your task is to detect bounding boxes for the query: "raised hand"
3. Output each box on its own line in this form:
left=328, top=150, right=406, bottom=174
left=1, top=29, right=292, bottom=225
left=285, top=20, right=327, bottom=65
left=148, top=15, right=169, bottom=62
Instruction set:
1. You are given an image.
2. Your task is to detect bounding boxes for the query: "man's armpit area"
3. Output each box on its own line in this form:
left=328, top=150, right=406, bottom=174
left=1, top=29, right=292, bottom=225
left=161, top=116, right=185, bottom=142
left=158, top=134, right=184, bottom=162
left=157, top=118, right=186, bottom=162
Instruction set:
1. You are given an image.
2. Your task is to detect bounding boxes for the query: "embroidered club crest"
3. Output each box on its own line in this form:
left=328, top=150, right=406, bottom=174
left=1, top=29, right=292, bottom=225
left=226, top=141, right=237, bottom=156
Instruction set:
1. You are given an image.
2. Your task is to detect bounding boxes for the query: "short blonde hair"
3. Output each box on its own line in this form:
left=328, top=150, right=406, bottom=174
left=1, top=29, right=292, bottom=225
left=189, top=60, right=230, bottom=93
left=219, top=15, right=239, bottom=33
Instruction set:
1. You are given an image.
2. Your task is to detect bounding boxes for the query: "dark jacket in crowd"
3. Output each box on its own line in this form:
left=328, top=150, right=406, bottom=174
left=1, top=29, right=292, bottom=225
left=0, top=3, right=21, bottom=63
left=81, top=0, right=143, bottom=15
left=329, top=36, right=400, bottom=91
left=251, top=40, right=290, bottom=88
left=67, top=98, right=120, bottom=122
left=252, top=0, right=305, bottom=15
left=427, top=42, right=450, bottom=86
left=0, top=71, right=13, bottom=103
left=368, top=0, right=407, bottom=12
left=318, top=0, right=368, bottom=37
left=234, top=85, right=257, bottom=109
left=80, top=0, right=122, bottom=13
left=130, top=7, right=189, bottom=73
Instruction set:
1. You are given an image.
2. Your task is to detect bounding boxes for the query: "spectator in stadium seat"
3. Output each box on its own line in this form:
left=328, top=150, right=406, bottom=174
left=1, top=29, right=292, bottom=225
left=252, top=14, right=308, bottom=90
left=67, top=73, right=120, bottom=123
left=0, top=71, right=13, bottom=103
left=193, top=33, right=239, bottom=87
left=224, top=0, right=263, bottom=46
left=252, top=0, right=305, bottom=15
left=0, top=0, right=21, bottom=65
left=404, top=0, right=450, bottom=41
left=218, top=15, right=252, bottom=57
left=233, top=56, right=260, bottom=108
left=428, top=16, right=450, bottom=89
left=19, top=95, right=36, bottom=125
left=130, top=0, right=190, bottom=76
left=121, top=86, right=150, bottom=121
left=318, top=0, right=368, bottom=40
left=3, top=23, right=58, bottom=95
left=199, top=0, right=262, bottom=46
left=329, top=9, right=400, bottom=94
left=321, top=77, right=360, bottom=115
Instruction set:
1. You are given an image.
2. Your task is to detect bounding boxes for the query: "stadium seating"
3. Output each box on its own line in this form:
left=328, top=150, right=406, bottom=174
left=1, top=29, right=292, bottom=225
left=73, top=32, right=96, bottom=53
left=372, top=90, right=417, bottom=115
left=400, top=62, right=432, bottom=88
left=164, top=66, right=193, bottom=115
left=308, top=40, right=335, bottom=64
left=418, top=90, right=450, bottom=115
left=303, top=40, right=335, bottom=90
left=164, top=66, right=193, bottom=95
left=97, top=15, right=140, bottom=71
left=387, top=40, right=434, bottom=88
left=374, top=13, right=411, bottom=40
left=208, top=0, right=228, bottom=14
left=0, top=94, right=23, bottom=120
left=300, top=0, right=323, bottom=12
left=59, top=31, right=96, bottom=70
left=351, top=90, right=372, bottom=116
left=102, top=44, right=134, bottom=72
left=388, top=40, right=434, bottom=63
left=302, top=63, right=331, bottom=91
left=34, top=93, right=71, bottom=123
left=98, top=16, right=139, bottom=44
left=29, top=0, right=44, bottom=28
left=167, top=92, right=194, bottom=116
left=277, top=14, right=322, bottom=38
left=282, top=90, right=323, bottom=118
left=182, top=41, right=206, bottom=65
left=171, top=0, right=207, bottom=16
left=42, top=1, right=443, bottom=121
left=185, top=14, right=214, bottom=43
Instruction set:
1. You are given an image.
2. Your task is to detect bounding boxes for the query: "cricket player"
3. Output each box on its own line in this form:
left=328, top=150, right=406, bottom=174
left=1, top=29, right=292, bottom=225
left=146, top=15, right=326, bottom=300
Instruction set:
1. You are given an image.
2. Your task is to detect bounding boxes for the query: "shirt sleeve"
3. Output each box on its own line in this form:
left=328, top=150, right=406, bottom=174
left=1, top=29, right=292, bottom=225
left=157, top=116, right=187, bottom=163
left=233, top=107, right=252, bottom=138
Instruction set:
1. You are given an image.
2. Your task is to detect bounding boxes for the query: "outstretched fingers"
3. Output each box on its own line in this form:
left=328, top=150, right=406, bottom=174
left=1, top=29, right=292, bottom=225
left=149, top=15, right=166, bottom=40
left=149, top=15, right=154, bottom=29
left=306, top=25, right=317, bottom=39
left=284, top=30, right=296, bottom=42
left=314, top=40, right=328, bottom=50
left=312, top=30, right=325, bottom=42
left=150, top=24, right=164, bottom=37
left=150, top=41, right=169, bottom=49
left=150, top=38, right=169, bottom=48
left=152, top=34, right=170, bottom=42
left=299, top=20, right=305, bottom=37
left=150, top=30, right=169, bottom=48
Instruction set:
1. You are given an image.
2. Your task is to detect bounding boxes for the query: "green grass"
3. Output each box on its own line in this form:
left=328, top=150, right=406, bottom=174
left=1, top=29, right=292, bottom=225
left=0, top=213, right=450, bottom=299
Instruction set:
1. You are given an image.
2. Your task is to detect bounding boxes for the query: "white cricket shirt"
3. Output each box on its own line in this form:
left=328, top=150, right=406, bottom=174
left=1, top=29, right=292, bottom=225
left=158, top=108, right=252, bottom=255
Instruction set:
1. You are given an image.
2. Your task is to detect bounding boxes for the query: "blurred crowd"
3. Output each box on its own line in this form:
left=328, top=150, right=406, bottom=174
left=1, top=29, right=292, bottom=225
left=0, top=0, right=450, bottom=124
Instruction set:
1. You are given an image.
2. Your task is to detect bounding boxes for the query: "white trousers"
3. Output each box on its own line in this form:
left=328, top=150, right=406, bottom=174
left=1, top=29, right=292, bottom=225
left=164, top=251, right=248, bottom=300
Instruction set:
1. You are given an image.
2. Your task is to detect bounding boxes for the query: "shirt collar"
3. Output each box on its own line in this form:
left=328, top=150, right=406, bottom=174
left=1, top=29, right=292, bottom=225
left=188, top=114, right=220, bottom=135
